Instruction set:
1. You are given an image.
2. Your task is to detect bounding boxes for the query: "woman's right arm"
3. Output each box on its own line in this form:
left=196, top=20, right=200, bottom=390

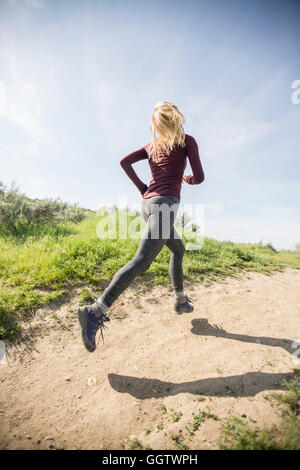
left=183, top=135, right=205, bottom=185
left=120, top=147, right=148, bottom=195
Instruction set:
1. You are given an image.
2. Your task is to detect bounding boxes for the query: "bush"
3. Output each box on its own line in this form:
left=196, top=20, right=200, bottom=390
left=0, top=181, right=87, bottom=235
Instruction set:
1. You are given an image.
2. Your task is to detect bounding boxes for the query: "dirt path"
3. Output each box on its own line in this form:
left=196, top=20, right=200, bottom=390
left=1, top=268, right=300, bottom=450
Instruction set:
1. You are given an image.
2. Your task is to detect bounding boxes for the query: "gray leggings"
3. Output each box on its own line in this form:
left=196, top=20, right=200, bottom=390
left=99, top=195, right=185, bottom=309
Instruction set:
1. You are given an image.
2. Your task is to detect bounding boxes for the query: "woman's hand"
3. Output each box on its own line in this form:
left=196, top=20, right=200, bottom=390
left=182, top=175, right=191, bottom=183
left=140, top=183, right=148, bottom=195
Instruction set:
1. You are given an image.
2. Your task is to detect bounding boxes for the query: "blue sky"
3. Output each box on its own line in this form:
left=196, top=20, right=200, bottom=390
left=0, top=0, right=299, bottom=249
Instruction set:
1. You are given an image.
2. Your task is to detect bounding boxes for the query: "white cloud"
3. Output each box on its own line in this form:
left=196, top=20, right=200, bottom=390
left=21, top=0, right=45, bottom=8
left=4, top=0, right=45, bottom=10
left=183, top=95, right=274, bottom=158
left=205, top=216, right=300, bottom=250
left=0, top=43, right=53, bottom=157
left=204, top=201, right=224, bottom=214
left=0, top=78, right=52, bottom=156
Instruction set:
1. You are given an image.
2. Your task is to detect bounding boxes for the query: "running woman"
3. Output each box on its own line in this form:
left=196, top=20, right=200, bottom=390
left=77, top=101, right=205, bottom=352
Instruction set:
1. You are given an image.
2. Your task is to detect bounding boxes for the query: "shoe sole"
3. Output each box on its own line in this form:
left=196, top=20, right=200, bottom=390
left=77, top=307, right=95, bottom=353
left=173, top=305, right=194, bottom=315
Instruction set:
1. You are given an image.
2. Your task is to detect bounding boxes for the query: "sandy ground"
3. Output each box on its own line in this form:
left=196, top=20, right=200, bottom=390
left=0, top=267, right=300, bottom=450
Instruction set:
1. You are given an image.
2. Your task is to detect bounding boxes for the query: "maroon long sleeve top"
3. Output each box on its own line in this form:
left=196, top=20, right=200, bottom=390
left=120, top=133, right=205, bottom=200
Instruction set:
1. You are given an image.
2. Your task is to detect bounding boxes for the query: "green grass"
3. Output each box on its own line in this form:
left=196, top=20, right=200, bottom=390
left=1, top=210, right=300, bottom=341
left=79, top=287, right=95, bottom=305
left=219, top=416, right=281, bottom=450
left=129, top=438, right=143, bottom=450
left=219, top=416, right=300, bottom=450
left=169, top=409, right=183, bottom=423
left=170, top=433, right=190, bottom=450
left=160, top=403, right=167, bottom=413
left=219, top=373, right=300, bottom=450
left=186, top=408, right=218, bottom=435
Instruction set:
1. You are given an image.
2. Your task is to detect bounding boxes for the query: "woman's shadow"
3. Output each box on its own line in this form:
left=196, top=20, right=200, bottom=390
left=108, top=318, right=298, bottom=399
left=191, top=318, right=295, bottom=354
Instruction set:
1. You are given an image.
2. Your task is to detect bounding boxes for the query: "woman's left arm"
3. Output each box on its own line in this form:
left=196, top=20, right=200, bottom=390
left=183, top=135, right=205, bottom=185
left=120, top=147, right=148, bottom=195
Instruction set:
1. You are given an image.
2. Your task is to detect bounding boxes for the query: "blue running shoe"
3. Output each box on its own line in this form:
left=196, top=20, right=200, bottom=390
left=174, top=295, right=194, bottom=314
left=77, top=304, right=110, bottom=352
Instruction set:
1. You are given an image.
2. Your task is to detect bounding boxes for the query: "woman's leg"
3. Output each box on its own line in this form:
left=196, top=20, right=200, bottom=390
left=96, top=196, right=178, bottom=311
left=165, top=216, right=194, bottom=314
left=165, top=226, right=185, bottom=293
left=77, top=196, right=191, bottom=352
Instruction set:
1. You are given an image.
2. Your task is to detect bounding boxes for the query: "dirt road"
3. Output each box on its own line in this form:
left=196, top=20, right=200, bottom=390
left=1, top=268, right=299, bottom=449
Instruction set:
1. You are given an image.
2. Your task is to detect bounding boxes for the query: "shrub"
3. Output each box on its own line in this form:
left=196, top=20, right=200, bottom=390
left=0, top=181, right=87, bottom=235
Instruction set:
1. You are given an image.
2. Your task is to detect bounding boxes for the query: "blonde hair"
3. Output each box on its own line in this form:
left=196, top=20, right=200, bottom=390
left=148, top=101, right=185, bottom=162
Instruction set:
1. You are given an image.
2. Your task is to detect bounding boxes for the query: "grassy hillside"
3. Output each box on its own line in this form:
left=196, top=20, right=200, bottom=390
left=1, top=208, right=300, bottom=341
